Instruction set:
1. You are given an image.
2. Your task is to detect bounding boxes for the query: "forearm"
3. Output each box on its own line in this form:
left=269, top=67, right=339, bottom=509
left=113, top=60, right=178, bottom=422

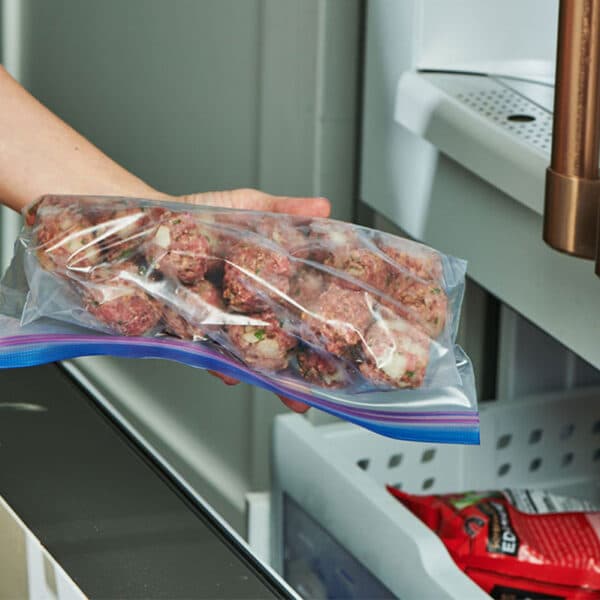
left=0, top=66, right=167, bottom=213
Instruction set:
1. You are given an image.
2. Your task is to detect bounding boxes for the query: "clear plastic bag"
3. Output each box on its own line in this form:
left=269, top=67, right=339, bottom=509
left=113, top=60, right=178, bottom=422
left=0, top=195, right=479, bottom=443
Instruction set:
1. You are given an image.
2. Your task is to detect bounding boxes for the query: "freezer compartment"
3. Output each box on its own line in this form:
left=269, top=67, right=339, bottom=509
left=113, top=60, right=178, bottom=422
left=271, top=389, right=600, bottom=599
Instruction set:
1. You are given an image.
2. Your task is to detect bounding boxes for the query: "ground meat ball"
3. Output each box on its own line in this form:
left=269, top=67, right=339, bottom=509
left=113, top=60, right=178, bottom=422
left=95, top=206, right=164, bottom=263
left=195, top=215, right=236, bottom=276
left=359, top=316, right=430, bottom=389
left=255, top=217, right=310, bottom=259
left=296, top=349, right=353, bottom=389
left=226, top=310, right=297, bottom=371
left=223, top=242, right=292, bottom=312
left=80, top=262, right=161, bottom=336
left=307, top=221, right=360, bottom=263
left=325, top=247, right=391, bottom=292
left=26, top=195, right=85, bottom=226
left=288, top=267, right=326, bottom=311
left=162, top=280, right=224, bottom=340
left=378, top=240, right=443, bottom=283
left=33, top=198, right=102, bottom=275
left=144, top=212, right=210, bottom=284
left=385, top=281, right=448, bottom=338
left=302, top=283, right=374, bottom=355
left=214, top=211, right=262, bottom=229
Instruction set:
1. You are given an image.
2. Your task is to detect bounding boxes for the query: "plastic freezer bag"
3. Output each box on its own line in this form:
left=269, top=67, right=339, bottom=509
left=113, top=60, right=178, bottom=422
left=0, top=195, right=479, bottom=444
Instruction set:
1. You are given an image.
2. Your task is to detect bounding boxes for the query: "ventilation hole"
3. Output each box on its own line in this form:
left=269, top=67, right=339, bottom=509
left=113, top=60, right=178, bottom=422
left=357, top=458, right=369, bottom=471
left=593, top=420, right=600, bottom=434
left=498, top=463, right=511, bottom=476
left=421, top=449, right=436, bottom=463
left=529, top=457, right=542, bottom=472
left=560, top=424, right=575, bottom=440
left=392, top=482, right=402, bottom=490
left=497, top=434, right=512, bottom=449
left=594, top=449, right=600, bottom=462
left=562, top=452, right=574, bottom=467
left=388, top=454, right=402, bottom=468
left=529, top=429, right=543, bottom=444
left=506, top=115, right=535, bottom=123
left=422, top=477, right=435, bottom=490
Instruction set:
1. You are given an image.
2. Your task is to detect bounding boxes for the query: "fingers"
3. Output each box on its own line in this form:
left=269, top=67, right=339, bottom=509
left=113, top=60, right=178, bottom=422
left=208, top=370, right=239, bottom=386
left=209, top=370, right=310, bottom=413
left=179, top=188, right=330, bottom=219
left=278, top=395, right=311, bottom=414
left=271, top=195, right=331, bottom=218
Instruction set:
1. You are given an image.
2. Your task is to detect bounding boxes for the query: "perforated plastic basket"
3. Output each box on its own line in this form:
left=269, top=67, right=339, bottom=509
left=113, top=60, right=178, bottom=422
left=271, top=387, right=600, bottom=599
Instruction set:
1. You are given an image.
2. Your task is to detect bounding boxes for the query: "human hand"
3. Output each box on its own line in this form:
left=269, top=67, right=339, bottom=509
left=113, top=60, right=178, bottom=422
left=175, top=188, right=330, bottom=219
left=172, top=188, right=330, bottom=414
left=206, top=373, right=310, bottom=414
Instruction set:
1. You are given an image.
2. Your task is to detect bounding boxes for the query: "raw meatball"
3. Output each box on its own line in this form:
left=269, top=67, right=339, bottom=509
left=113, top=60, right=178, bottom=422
left=255, top=217, right=310, bottom=259
left=162, top=280, right=224, bottom=340
left=195, top=214, right=236, bottom=276
left=359, top=316, right=430, bottom=389
left=33, top=197, right=102, bottom=274
left=83, top=198, right=165, bottom=225
left=378, top=240, right=443, bottom=283
left=325, top=247, right=391, bottom=292
left=95, top=205, right=165, bottom=263
left=297, top=349, right=353, bottom=389
left=81, top=262, right=161, bottom=336
left=302, top=283, right=374, bottom=355
left=223, top=242, right=292, bottom=312
left=214, top=210, right=263, bottom=229
left=288, top=267, right=327, bottom=311
left=307, top=221, right=360, bottom=263
left=226, top=310, right=297, bottom=371
left=385, top=281, right=448, bottom=338
left=144, top=212, right=210, bottom=284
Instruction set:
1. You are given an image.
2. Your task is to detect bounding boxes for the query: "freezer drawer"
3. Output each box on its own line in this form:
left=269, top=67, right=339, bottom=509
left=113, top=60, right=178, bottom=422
left=271, top=389, right=600, bottom=599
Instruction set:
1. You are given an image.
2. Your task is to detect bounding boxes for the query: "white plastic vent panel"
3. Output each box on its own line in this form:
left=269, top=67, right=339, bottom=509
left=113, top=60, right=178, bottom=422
left=454, top=85, right=553, bottom=154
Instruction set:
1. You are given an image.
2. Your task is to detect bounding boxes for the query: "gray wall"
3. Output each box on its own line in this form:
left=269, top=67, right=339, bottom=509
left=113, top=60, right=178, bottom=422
left=8, top=0, right=361, bottom=531
left=20, top=0, right=262, bottom=195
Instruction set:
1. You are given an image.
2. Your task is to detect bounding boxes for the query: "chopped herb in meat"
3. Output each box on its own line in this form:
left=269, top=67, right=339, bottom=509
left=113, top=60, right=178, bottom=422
left=118, top=248, right=136, bottom=260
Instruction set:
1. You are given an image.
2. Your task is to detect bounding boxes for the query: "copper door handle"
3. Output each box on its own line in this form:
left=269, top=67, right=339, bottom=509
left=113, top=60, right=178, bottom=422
left=544, top=0, right=600, bottom=270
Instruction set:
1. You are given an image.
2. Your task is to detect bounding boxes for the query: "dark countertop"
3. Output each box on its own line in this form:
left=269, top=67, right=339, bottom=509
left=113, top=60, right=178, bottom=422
left=0, top=363, right=289, bottom=599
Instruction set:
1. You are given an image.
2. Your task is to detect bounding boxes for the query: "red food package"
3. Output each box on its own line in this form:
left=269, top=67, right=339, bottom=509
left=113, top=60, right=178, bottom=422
left=387, top=486, right=600, bottom=599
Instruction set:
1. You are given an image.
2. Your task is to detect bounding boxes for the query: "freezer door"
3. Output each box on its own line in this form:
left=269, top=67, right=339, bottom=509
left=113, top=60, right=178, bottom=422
left=0, top=363, right=295, bottom=599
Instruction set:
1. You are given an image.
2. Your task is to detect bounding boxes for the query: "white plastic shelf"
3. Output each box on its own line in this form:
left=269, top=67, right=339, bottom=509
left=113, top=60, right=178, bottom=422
left=394, top=71, right=552, bottom=217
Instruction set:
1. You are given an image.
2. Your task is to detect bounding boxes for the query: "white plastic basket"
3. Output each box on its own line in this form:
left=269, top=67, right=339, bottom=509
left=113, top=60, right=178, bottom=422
left=271, top=387, right=600, bottom=599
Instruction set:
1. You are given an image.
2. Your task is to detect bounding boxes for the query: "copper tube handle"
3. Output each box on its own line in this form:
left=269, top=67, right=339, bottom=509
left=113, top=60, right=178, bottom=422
left=544, top=0, right=600, bottom=261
